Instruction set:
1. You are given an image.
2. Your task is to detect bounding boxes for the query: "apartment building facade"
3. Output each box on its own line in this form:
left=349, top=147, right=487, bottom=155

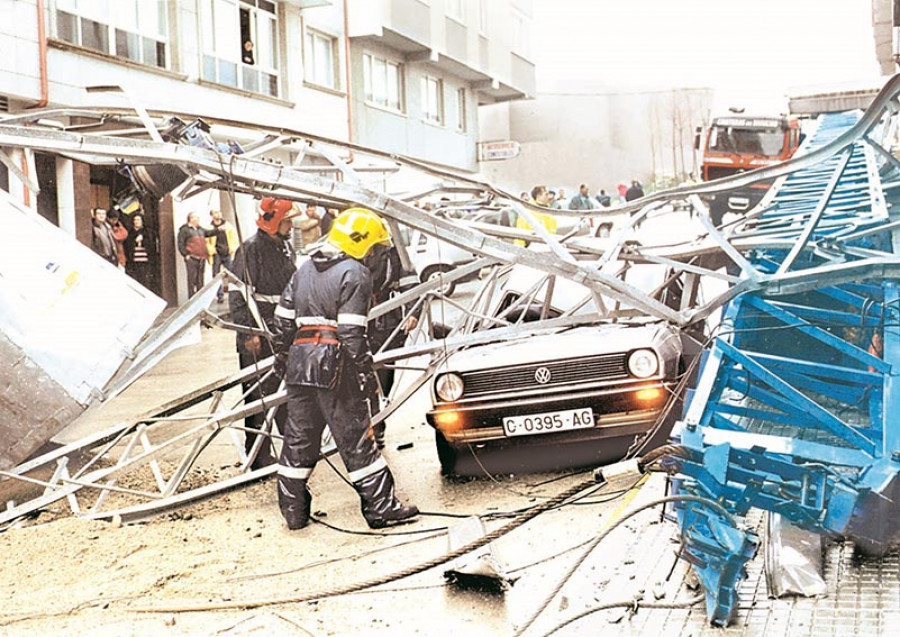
left=0, top=0, right=534, bottom=304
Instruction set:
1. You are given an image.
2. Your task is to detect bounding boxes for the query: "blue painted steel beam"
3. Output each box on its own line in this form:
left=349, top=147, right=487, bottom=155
left=717, top=339, right=877, bottom=453
left=741, top=295, right=889, bottom=373
left=669, top=103, right=900, bottom=624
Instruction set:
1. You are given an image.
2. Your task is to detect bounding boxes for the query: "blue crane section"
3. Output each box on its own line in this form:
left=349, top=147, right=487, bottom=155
left=666, top=106, right=900, bottom=625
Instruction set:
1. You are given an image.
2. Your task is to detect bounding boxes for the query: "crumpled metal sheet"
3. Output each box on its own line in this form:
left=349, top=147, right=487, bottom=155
left=0, top=189, right=165, bottom=468
left=765, top=512, right=827, bottom=599
left=443, top=515, right=516, bottom=593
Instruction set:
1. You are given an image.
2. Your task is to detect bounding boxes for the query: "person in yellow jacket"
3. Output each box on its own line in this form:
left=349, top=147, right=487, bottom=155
left=515, top=184, right=558, bottom=246
left=207, top=209, right=241, bottom=303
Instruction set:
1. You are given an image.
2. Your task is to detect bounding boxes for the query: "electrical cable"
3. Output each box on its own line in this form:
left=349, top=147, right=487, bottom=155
left=128, top=477, right=598, bottom=614
left=313, top=464, right=624, bottom=532
left=534, top=595, right=706, bottom=637
left=225, top=528, right=448, bottom=584
left=223, top=478, right=636, bottom=588
left=512, top=492, right=736, bottom=637
left=311, top=516, right=447, bottom=538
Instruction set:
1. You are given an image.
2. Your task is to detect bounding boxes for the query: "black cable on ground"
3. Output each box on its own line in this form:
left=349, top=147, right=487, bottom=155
left=319, top=452, right=590, bottom=528
left=512, top=492, right=735, bottom=637
left=129, top=476, right=598, bottom=614
left=311, top=516, right=447, bottom=537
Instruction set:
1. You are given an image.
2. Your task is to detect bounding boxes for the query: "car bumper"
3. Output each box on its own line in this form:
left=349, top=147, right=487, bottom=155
left=426, top=382, right=671, bottom=447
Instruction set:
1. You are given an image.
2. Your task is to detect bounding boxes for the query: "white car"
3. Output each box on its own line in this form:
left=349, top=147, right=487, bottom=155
left=424, top=245, right=693, bottom=476
left=405, top=207, right=596, bottom=296
left=407, top=228, right=478, bottom=296
left=405, top=208, right=516, bottom=295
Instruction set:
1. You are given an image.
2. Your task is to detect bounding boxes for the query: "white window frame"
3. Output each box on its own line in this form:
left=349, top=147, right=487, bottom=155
left=53, top=0, right=170, bottom=69
left=478, top=0, right=488, bottom=35
left=304, top=28, right=338, bottom=90
left=363, top=53, right=404, bottom=112
left=446, top=0, right=464, bottom=23
left=510, top=8, right=530, bottom=58
left=456, top=87, right=466, bottom=132
left=421, top=75, right=444, bottom=125
left=200, top=0, right=280, bottom=98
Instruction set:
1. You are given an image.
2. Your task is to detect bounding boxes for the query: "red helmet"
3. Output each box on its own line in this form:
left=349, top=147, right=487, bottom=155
left=257, top=197, right=298, bottom=234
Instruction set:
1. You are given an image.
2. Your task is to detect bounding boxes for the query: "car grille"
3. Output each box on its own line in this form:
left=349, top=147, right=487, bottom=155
left=460, top=353, right=630, bottom=398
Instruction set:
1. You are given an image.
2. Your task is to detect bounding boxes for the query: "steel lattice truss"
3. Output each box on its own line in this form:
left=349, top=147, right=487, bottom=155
left=666, top=100, right=900, bottom=625
left=2, top=75, right=900, bottom=616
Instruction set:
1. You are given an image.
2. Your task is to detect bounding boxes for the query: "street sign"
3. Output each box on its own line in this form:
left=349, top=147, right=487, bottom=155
left=478, top=140, right=520, bottom=162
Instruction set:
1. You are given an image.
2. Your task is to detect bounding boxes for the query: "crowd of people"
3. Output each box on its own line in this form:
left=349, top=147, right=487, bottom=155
left=175, top=209, right=241, bottom=301
left=520, top=179, right=645, bottom=211
left=89, top=205, right=158, bottom=291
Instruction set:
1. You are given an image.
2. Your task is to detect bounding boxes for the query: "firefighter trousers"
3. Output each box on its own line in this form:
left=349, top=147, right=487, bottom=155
left=277, top=370, right=416, bottom=529
left=239, top=350, right=282, bottom=469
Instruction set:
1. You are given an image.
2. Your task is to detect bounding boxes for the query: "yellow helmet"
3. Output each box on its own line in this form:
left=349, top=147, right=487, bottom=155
left=326, top=208, right=392, bottom=259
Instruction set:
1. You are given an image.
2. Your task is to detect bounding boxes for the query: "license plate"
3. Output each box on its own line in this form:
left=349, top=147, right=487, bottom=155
left=502, top=408, right=594, bottom=438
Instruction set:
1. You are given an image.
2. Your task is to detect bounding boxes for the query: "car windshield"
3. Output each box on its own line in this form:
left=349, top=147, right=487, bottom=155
left=709, top=126, right=784, bottom=156
left=494, top=261, right=666, bottom=320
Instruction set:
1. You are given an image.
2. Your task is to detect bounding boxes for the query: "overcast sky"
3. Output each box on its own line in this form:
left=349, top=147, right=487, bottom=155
left=532, top=0, right=883, bottom=104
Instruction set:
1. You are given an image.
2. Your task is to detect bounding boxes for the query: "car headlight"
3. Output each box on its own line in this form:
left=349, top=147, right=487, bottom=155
left=435, top=373, right=464, bottom=401
left=627, top=349, right=659, bottom=378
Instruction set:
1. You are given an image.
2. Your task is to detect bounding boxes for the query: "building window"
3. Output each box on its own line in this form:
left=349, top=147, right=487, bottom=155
left=363, top=53, right=403, bottom=112
left=304, top=29, right=337, bottom=89
left=54, top=0, right=169, bottom=69
left=479, top=0, right=488, bottom=34
left=421, top=76, right=443, bottom=125
left=456, top=88, right=466, bottom=132
left=200, top=0, right=279, bottom=98
left=510, top=8, right=530, bottom=58
left=446, top=0, right=464, bottom=22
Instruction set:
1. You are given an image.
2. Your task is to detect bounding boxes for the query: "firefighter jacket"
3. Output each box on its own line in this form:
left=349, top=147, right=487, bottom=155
left=273, top=247, right=374, bottom=387
left=369, top=247, right=417, bottom=340
left=229, top=229, right=296, bottom=355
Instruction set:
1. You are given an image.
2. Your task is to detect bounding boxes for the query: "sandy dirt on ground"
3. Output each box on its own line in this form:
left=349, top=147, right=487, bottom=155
left=0, top=323, right=670, bottom=637
left=0, top=456, right=628, bottom=637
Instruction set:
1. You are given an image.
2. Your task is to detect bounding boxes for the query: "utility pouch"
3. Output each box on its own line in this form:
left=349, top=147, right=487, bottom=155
left=287, top=325, right=342, bottom=389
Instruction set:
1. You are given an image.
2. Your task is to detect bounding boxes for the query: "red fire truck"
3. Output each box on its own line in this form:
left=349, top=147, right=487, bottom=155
left=697, top=114, right=802, bottom=223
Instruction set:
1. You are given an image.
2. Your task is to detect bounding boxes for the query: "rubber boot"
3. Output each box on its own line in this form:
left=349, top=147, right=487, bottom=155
left=278, top=477, right=312, bottom=530
left=355, top=468, right=419, bottom=529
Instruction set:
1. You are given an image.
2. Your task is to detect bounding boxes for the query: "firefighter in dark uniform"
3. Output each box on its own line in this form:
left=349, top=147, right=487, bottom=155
left=368, top=246, right=419, bottom=448
left=229, top=197, right=298, bottom=469
left=272, top=208, right=419, bottom=530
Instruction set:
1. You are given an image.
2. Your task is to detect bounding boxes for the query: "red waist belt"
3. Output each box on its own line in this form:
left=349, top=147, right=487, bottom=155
left=293, top=324, right=339, bottom=346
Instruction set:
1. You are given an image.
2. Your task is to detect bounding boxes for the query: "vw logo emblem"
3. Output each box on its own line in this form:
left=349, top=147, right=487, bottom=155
left=534, top=367, right=552, bottom=384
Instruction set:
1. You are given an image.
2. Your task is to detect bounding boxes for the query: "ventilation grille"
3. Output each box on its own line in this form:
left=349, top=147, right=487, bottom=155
left=459, top=353, right=630, bottom=398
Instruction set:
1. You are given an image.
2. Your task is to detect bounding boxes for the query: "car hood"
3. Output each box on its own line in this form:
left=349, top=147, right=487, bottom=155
left=438, top=321, right=675, bottom=374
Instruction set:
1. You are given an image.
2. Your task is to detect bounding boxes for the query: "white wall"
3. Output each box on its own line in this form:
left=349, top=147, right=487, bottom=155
left=478, top=88, right=713, bottom=197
